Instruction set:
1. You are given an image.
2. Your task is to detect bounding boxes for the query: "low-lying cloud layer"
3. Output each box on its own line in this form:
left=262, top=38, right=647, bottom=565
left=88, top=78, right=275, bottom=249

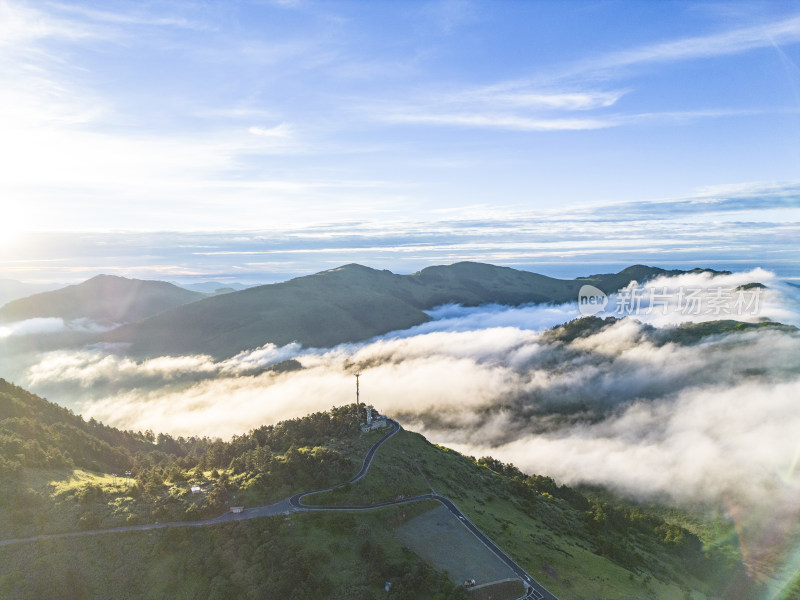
left=0, top=317, right=113, bottom=339
left=5, top=270, right=800, bottom=575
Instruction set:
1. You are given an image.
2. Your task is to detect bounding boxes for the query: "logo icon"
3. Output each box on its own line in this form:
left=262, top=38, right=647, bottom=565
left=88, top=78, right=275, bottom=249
left=578, top=285, right=608, bottom=316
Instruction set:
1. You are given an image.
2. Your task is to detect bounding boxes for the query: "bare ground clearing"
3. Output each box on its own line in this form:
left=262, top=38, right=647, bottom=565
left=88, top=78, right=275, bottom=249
left=394, top=504, right=517, bottom=587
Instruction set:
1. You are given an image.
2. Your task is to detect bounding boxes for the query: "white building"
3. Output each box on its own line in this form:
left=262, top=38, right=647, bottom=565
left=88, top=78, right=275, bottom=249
left=360, top=405, right=388, bottom=433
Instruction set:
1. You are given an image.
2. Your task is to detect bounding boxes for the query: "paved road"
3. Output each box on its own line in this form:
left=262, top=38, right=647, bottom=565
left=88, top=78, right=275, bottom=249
left=290, top=420, right=557, bottom=600
left=433, top=495, right=555, bottom=600
left=0, top=418, right=559, bottom=600
left=0, top=423, right=401, bottom=547
left=0, top=496, right=303, bottom=548
left=289, top=418, right=401, bottom=508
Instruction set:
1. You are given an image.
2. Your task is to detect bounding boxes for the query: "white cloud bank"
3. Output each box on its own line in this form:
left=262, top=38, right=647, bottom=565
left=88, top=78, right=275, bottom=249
left=0, top=317, right=113, bottom=339
left=8, top=270, right=800, bottom=575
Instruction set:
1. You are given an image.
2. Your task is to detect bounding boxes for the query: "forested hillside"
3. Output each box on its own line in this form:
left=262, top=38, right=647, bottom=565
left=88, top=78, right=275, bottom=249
left=0, top=379, right=770, bottom=599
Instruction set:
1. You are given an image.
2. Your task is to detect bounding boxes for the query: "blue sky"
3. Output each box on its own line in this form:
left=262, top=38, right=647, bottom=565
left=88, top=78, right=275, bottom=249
left=1, top=0, right=799, bottom=282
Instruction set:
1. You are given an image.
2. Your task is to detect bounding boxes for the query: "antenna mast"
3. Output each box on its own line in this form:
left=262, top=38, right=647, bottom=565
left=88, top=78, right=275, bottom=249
left=355, top=373, right=361, bottom=417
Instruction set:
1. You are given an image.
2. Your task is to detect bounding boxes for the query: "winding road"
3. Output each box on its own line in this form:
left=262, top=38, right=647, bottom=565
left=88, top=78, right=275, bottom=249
left=0, top=419, right=558, bottom=600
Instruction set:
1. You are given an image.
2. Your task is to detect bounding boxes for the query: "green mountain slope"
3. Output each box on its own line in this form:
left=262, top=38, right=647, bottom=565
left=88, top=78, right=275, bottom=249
left=105, top=264, right=429, bottom=357
left=106, top=262, right=686, bottom=358
left=542, top=316, right=798, bottom=345
left=0, top=380, right=765, bottom=599
left=0, top=379, right=155, bottom=477
left=306, top=430, right=757, bottom=599
left=0, top=275, right=204, bottom=325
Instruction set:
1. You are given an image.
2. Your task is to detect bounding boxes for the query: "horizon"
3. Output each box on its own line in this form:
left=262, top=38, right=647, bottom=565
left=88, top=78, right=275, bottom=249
left=3, top=227, right=800, bottom=285
left=3, top=2, right=800, bottom=596
left=3, top=259, right=799, bottom=289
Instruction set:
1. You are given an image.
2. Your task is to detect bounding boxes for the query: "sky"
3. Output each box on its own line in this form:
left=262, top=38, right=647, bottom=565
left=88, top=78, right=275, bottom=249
left=1, top=0, right=800, bottom=283
left=3, top=5, right=800, bottom=585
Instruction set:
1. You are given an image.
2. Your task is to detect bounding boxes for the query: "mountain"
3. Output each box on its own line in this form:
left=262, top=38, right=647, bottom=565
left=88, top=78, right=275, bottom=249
left=106, top=262, right=685, bottom=358
left=0, top=380, right=758, bottom=599
left=413, top=262, right=695, bottom=306
left=0, top=275, right=204, bottom=326
left=543, top=315, right=798, bottom=345
left=171, top=281, right=253, bottom=293
left=576, top=265, right=728, bottom=290
left=0, top=279, right=65, bottom=308
left=0, top=378, right=153, bottom=477
left=104, top=264, right=428, bottom=357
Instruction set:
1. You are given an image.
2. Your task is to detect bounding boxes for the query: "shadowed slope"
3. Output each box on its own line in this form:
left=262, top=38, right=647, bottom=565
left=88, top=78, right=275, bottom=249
left=105, top=265, right=429, bottom=358
left=104, top=262, right=690, bottom=358
left=0, top=275, right=204, bottom=326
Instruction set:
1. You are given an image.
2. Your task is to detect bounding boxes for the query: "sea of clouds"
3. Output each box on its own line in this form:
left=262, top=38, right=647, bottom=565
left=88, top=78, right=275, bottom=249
left=4, top=269, right=800, bottom=572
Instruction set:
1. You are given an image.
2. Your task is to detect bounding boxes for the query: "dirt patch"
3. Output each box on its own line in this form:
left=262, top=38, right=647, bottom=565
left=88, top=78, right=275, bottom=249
left=469, top=579, right=526, bottom=600
left=541, top=562, right=558, bottom=579
left=394, top=504, right=517, bottom=585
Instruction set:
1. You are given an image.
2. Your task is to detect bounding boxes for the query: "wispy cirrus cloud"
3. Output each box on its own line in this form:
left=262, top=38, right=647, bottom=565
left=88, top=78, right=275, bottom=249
left=569, top=181, right=800, bottom=221
left=379, top=106, right=776, bottom=132
left=248, top=123, right=294, bottom=137
left=374, top=11, right=800, bottom=133
left=45, top=2, right=210, bottom=31
left=0, top=0, right=96, bottom=47
left=466, top=89, right=625, bottom=111
left=0, top=1, right=353, bottom=231
left=1, top=0, right=798, bottom=272
left=581, top=13, right=800, bottom=76
left=376, top=85, right=627, bottom=131
left=382, top=112, right=615, bottom=131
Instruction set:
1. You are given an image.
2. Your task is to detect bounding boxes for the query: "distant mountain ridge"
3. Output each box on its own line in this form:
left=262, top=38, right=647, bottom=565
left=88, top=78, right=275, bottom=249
left=104, top=262, right=704, bottom=358
left=172, top=281, right=252, bottom=293
left=0, top=275, right=204, bottom=326
left=0, top=279, right=65, bottom=308
left=2, top=263, right=731, bottom=358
